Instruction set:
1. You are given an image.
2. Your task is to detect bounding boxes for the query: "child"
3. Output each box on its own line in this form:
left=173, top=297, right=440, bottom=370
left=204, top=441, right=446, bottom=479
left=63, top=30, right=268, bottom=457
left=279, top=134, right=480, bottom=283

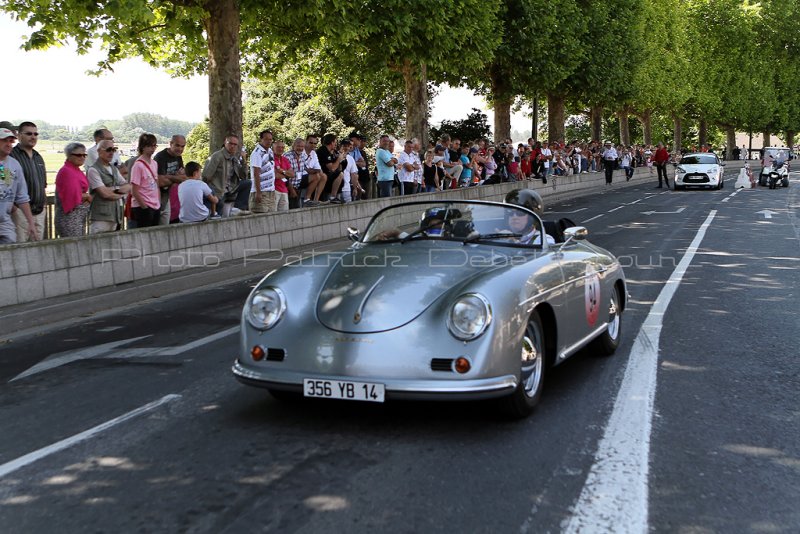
left=178, top=161, right=219, bottom=222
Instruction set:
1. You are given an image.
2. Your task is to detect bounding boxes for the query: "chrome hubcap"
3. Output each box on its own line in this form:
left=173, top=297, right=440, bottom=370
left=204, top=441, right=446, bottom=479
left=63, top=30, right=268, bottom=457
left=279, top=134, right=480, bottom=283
left=521, top=329, right=542, bottom=398
left=607, top=296, right=620, bottom=340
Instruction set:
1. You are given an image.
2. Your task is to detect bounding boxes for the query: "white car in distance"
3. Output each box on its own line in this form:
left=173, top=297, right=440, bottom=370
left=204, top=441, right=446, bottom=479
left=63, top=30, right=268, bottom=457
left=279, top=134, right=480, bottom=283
left=674, top=153, right=725, bottom=190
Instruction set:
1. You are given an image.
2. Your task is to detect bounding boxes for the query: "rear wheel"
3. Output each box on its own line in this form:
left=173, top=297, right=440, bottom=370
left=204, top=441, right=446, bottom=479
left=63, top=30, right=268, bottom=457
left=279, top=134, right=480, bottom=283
left=592, top=287, right=622, bottom=356
left=503, top=311, right=546, bottom=418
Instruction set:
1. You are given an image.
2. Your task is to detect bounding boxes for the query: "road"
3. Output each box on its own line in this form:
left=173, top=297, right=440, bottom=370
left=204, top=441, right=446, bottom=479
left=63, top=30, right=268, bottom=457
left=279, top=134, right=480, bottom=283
left=1, top=169, right=799, bottom=533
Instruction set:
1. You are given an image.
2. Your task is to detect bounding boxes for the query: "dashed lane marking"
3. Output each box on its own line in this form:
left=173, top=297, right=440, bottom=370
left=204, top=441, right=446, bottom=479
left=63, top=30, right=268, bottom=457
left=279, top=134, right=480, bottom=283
left=581, top=214, right=605, bottom=224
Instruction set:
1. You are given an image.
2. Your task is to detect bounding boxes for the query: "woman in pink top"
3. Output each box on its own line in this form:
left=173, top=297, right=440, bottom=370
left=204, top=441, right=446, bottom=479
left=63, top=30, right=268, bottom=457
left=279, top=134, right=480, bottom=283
left=55, top=142, right=92, bottom=237
left=130, top=133, right=161, bottom=227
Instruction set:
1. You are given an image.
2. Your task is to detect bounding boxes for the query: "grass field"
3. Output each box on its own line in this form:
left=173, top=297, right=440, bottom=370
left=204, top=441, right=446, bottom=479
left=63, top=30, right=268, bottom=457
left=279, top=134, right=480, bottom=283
left=33, top=140, right=153, bottom=188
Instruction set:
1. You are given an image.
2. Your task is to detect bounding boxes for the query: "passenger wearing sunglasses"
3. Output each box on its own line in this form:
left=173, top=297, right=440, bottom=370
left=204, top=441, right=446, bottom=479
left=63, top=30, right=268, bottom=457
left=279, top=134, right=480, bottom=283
left=55, top=142, right=92, bottom=237
left=86, top=128, right=126, bottom=177
left=10, top=121, right=47, bottom=241
left=87, top=140, right=130, bottom=234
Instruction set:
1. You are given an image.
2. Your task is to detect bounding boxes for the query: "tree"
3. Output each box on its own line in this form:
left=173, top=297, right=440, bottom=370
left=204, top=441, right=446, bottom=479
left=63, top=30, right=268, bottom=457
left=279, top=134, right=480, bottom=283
left=251, top=0, right=503, bottom=149
left=430, top=109, right=493, bottom=145
left=1, top=0, right=263, bottom=152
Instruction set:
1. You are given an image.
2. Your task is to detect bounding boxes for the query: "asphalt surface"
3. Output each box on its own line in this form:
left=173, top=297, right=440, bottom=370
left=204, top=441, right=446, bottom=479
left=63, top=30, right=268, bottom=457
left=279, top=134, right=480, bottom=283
left=1, top=167, right=798, bottom=533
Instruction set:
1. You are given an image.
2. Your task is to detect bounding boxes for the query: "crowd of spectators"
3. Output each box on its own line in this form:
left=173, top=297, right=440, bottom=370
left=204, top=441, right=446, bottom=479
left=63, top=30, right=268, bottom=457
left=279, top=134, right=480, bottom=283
left=0, top=116, right=740, bottom=245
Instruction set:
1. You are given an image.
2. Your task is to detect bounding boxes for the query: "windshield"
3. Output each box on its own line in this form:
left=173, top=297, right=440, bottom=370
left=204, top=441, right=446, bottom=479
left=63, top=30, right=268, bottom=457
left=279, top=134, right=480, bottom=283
left=680, top=154, right=718, bottom=165
left=765, top=148, right=789, bottom=161
left=362, top=201, right=545, bottom=248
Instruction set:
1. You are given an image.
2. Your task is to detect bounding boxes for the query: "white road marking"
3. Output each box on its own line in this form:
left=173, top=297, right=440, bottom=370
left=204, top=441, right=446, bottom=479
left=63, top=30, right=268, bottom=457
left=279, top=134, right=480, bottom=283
left=157, top=326, right=239, bottom=355
left=721, top=189, right=740, bottom=203
left=10, top=327, right=239, bottom=382
left=581, top=214, right=605, bottom=223
left=607, top=206, right=625, bottom=213
left=563, top=210, right=718, bottom=534
left=0, top=394, right=181, bottom=479
left=756, top=209, right=778, bottom=219
left=627, top=199, right=642, bottom=205
left=10, top=336, right=152, bottom=382
left=96, top=326, right=124, bottom=333
left=641, top=207, right=686, bottom=216
left=547, top=207, right=588, bottom=215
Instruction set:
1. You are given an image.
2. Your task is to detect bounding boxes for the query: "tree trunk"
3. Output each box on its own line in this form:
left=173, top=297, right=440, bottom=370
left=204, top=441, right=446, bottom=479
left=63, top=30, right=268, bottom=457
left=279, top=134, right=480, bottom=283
left=204, top=0, right=242, bottom=153
left=762, top=130, right=770, bottom=148
left=531, top=95, right=538, bottom=142
left=673, top=115, right=682, bottom=153
left=640, top=109, right=653, bottom=145
left=787, top=130, right=795, bottom=148
left=698, top=119, right=708, bottom=149
left=618, top=110, right=630, bottom=146
left=725, top=126, right=736, bottom=161
left=547, top=93, right=565, bottom=143
left=403, top=61, right=428, bottom=149
left=590, top=105, right=603, bottom=142
left=489, top=68, right=512, bottom=142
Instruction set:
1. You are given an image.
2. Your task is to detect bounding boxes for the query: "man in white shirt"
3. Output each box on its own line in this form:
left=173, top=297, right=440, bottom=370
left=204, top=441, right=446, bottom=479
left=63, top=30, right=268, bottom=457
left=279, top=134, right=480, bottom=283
left=398, top=139, right=420, bottom=195
left=86, top=128, right=126, bottom=177
left=303, top=134, right=325, bottom=206
left=602, top=141, right=619, bottom=185
left=338, top=139, right=360, bottom=203
left=249, top=129, right=276, bottom=213
left=540, top=142, right=553, bottom=182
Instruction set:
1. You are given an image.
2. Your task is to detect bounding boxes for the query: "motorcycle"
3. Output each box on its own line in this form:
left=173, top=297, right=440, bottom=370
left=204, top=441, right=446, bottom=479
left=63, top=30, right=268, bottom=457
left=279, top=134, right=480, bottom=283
left=759, top=159, right=789, bottom=188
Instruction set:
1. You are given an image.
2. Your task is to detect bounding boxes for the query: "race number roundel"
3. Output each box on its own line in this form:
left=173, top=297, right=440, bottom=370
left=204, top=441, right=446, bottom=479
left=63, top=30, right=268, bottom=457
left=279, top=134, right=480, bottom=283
left=585, top=265, right=601, bottom=327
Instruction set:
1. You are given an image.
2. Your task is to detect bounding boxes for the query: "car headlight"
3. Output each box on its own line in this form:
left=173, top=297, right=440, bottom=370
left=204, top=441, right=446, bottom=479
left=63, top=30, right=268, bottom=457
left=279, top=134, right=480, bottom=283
left=447, top=293, right=492, bottom=340
left=246, top=287, right=286, bottom=330
left=676, top=166, right=686, bottom=174
left=706, top=166, right=718, bottom=175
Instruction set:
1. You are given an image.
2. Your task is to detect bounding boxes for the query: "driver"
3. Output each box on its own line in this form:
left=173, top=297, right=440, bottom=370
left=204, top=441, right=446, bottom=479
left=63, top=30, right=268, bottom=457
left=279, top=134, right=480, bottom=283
left=503, top=189, right=555, bottom=245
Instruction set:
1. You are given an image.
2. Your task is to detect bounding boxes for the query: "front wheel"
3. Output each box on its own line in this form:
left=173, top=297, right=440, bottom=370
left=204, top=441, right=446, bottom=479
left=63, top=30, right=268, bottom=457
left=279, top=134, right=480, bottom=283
left=503, top=311, right=546, bottom=418
left=592, top=287, right=622, bottom=356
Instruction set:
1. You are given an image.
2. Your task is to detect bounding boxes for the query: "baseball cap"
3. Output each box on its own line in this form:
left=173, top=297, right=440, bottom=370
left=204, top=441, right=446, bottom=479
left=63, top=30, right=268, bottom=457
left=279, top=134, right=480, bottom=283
left=0, top=121, right=17, bottom=132
left=0, top=128, right=17, bottom=140
left=434, top=144, right=445, bottom=152
left=469, top=147, right=479, bottom=153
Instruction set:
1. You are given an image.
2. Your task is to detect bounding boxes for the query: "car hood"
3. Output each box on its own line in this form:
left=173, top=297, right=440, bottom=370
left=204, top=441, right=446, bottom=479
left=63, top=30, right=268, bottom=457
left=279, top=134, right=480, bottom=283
left=316, top=243, right=513, bottom=333
left=678, top=164, right=719, bottom=174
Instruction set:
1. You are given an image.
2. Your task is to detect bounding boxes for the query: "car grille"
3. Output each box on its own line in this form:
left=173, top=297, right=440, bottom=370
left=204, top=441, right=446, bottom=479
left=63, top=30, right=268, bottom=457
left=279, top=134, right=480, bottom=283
left=430, top=358, right=454, bottom=372
left=266, top=348, right=286, bottom=362
left=683, top=173, right=709, bottom=183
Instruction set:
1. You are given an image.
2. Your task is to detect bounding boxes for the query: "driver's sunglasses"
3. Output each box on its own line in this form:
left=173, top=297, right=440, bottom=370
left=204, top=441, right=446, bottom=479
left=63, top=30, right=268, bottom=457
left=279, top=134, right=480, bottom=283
left=508, top=211, right=529, bottom=218
left=103, top=147, right=118, bottom=153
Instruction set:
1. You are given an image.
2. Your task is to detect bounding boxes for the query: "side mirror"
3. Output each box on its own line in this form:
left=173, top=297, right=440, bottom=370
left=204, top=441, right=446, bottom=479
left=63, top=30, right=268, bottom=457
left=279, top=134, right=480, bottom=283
left=347, top=226, right=360, bottom=242
left=563, top=226, right=588, bottom=241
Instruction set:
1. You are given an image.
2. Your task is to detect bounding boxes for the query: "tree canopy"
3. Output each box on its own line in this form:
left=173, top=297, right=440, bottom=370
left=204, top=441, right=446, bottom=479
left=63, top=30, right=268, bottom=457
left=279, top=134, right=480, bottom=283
left=2, top=0, right=799, bottom=151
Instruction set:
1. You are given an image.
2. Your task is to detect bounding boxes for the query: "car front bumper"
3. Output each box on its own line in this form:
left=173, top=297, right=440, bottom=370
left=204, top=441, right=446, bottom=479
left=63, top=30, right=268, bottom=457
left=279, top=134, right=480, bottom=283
left=675, top=172, right=720, bottom=187
left=232, top=359, right=518, bottom=401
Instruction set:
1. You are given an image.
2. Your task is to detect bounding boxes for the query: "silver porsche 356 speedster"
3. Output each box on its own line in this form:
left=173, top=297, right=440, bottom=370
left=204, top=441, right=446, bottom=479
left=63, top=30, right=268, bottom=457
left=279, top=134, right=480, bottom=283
left=233, top=191, right=627, bottom=417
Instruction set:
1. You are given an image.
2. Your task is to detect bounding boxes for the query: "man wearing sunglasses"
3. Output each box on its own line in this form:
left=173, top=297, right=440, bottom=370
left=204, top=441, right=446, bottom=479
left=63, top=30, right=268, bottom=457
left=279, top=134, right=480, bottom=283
left=87, top=140, right=130, bottom=234
left=86, top=128, right=126, bottom=178
left=10, top=121, right=47, bottom=241
left=0, top=128, right=38, bottom=244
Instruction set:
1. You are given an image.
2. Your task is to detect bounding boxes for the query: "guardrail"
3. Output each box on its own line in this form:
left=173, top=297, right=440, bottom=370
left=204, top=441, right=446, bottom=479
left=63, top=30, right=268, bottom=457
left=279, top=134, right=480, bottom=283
left=0, top=161, right=748, bottom=309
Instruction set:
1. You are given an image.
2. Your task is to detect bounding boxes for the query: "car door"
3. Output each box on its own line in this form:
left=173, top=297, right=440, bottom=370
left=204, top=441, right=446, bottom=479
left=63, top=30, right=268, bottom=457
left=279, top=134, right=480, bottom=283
left=557, top=241, right=609, bottom=358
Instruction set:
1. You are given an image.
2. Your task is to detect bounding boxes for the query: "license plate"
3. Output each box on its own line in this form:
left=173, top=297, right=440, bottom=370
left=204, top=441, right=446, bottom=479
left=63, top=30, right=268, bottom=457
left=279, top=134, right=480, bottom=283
left=303, top=378, right=385, bottom=403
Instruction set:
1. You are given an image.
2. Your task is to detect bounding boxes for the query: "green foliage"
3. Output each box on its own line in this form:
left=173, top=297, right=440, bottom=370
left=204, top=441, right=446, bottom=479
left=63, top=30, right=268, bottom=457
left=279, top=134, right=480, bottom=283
left=184, top=119, right=210, bottom=164
left=430, top=109, right=492, bottom=144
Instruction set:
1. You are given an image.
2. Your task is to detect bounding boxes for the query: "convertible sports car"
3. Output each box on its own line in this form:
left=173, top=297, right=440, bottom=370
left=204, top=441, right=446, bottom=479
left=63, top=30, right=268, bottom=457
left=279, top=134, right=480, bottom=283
left=233, top=198, right=627, bottom=417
